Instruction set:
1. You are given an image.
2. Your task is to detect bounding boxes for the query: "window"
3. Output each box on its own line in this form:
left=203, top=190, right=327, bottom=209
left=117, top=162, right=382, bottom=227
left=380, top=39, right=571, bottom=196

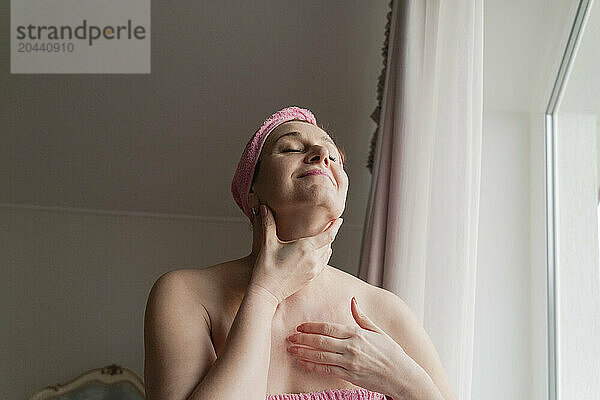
left=546, top=1, right=600, bottom=398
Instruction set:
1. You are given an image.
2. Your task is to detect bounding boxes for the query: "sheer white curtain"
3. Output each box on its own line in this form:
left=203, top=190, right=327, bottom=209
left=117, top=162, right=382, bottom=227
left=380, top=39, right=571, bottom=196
left=358, top=1, right=483, bottom=399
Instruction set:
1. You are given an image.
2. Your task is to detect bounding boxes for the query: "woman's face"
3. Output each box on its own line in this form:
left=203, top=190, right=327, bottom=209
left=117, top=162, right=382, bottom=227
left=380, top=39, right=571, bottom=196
left=249, top=120, right=349, bottom=219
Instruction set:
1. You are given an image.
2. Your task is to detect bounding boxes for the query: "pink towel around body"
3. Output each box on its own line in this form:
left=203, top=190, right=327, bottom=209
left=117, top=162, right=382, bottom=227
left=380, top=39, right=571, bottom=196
left=265, top=387, right=388, bottom=400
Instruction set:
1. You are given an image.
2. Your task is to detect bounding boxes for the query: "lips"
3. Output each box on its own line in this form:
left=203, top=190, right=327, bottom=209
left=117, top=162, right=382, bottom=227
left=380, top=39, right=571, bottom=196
left=299, top=169, right=335, bottom=186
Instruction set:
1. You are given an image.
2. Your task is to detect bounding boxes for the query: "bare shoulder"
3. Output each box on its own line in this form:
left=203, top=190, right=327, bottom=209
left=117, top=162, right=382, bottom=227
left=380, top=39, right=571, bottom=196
left=148, top=265, right=211, bottom=301
left=338, top=271, right=458, bottom=400
left=144, top=265, right=231, bottom=400
left=145, top=267, right=210, bottom=328
left=327, top=266, right=404, bottom=312
left=147, top=260, right=247, bottom=319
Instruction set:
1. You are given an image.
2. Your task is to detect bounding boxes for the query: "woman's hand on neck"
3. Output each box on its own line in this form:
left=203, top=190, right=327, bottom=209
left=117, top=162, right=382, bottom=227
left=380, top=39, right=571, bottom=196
left=246, top=206, right=337, bottom=269
left=268, top=208, right=336, bottom=242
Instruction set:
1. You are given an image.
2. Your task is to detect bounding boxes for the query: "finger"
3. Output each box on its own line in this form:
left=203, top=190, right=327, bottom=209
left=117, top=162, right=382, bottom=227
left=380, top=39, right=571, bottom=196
left=351, top=297, right=381, bottom=333
left=308, top=217, right=344, bottom=250
left=288, top=345, right=346, bottom=366
left=260, top=205, right=277, bottom=245
left=251, top=205, right=260, bottom=223
left=287, top=332, right=347, bottom=354
left=325, top=247, right=333, bottom=264
left=252, top=206, right=262, bottom=233
left=294, top=357, right=351, bottom=380
left=296, top=322, right=354, bottom=339
left=318, top=242, right=331, bottom=257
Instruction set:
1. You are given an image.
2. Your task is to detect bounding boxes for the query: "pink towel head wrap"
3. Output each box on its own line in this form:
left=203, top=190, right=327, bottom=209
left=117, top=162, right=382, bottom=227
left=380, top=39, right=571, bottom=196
left=231, top=105, right=318, bottom=221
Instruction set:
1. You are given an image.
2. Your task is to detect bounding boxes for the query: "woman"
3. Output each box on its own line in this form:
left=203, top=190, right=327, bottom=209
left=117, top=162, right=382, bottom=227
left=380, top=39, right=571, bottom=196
left=144, top=106, right=457, bottom=400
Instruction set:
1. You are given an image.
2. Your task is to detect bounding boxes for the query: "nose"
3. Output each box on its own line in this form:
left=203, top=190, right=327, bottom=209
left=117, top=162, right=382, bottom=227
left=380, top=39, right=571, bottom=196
left=305, top=145, right=331, bottom=167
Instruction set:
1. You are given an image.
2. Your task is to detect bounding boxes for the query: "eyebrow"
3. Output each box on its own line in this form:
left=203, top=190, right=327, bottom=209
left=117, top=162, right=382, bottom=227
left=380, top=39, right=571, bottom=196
left=273, top=131, right=336, bottom=147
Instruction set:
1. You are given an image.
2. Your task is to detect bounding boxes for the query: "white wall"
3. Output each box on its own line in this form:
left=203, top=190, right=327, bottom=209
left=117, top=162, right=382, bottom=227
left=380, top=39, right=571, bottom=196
left=554, top=113, right=600, bottom=399
left=471, top=109, right=532, bottom=399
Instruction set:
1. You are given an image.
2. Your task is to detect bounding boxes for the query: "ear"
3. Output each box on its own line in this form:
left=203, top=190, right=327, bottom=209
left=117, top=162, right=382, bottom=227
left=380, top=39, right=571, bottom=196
left=247, top=191, right=259, bottom=211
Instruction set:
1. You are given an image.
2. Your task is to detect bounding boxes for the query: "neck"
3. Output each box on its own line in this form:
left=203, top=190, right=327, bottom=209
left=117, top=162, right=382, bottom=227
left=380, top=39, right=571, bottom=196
left=244, top=207, right=336, bottom=272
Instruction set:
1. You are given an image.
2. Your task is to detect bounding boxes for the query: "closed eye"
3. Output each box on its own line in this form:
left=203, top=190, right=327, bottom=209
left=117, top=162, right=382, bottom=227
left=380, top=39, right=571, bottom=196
left=283, top=148, right=338, bottom=162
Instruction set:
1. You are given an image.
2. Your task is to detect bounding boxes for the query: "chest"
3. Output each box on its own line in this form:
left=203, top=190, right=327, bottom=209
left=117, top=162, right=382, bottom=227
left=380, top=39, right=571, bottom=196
left=209, top=290, right=364, bottom=394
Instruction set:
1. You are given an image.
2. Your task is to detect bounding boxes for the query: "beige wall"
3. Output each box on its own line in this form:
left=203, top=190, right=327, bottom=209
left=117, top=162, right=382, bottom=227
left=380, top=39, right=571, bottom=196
left=1, top=205, right=365, bottom=399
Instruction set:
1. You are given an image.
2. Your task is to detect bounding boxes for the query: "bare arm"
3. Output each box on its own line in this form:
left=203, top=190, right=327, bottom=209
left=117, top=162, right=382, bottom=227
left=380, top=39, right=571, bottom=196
left=144, top=270, right=278, bottom=400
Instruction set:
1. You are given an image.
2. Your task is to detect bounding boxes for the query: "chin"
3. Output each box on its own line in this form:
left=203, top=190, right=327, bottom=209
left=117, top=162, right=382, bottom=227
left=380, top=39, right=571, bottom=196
left=278, top=189, right=345, bottom=215
left=317, top=202, right=345, bottom=220
left=284, top=203, right=343, bottom=220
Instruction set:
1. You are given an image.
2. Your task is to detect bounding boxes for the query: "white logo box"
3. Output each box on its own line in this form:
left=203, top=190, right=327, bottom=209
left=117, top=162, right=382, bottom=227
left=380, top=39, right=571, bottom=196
left=11, top=0, right=150, bottom=74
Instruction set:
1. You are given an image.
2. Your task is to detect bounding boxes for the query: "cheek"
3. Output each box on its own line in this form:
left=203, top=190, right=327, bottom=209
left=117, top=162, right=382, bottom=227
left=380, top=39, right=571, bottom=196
left=336, top=169, right=349, bottom=188
left=262, top=160, right=294, bottom=184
